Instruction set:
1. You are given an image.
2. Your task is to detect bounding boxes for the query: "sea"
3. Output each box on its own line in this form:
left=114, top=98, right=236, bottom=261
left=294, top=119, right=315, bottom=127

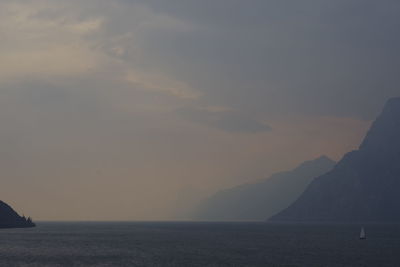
left=0, top=222, right=399, bottom=266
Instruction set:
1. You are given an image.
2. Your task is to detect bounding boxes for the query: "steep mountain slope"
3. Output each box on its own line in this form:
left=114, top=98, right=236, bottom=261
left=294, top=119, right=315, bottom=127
left=0, top=200, right=35, bottom=228
left=270, top=97, right=400, bottom=222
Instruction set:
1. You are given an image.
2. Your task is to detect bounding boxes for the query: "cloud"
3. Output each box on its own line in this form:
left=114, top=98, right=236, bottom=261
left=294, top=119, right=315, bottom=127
left=133, top=0, right=400, bottom=119
left=125, top=69, right=201, bottom=99
left=0, top=0, right=198, bottom=100
left=177, top=106, right=271, bottom=133
left=5, top=0, right=398, bottom=119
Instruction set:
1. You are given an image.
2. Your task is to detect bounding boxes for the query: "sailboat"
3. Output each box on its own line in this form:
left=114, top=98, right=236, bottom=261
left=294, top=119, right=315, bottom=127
left=359, top=227, right=366, bottom=240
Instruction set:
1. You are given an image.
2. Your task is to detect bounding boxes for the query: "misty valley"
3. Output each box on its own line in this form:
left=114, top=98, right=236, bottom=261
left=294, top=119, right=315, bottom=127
left=2, top=97, right=400, bottom=266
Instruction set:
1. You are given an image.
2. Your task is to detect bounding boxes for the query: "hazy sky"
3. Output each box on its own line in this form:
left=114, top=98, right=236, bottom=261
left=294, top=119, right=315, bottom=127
left=1, top=0, right=399, bottom=220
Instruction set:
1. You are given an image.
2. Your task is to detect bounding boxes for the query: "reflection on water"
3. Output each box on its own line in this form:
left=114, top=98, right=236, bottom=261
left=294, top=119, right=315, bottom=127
left=0, top=222, right=399, bottom=266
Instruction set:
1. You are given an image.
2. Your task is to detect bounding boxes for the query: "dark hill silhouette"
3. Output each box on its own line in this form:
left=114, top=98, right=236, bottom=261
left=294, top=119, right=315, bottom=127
left=270, top=97, right=400, bottom=222
left=192, top=156, right=335, bottom=221
left=0, top=200, right=35, bottom=228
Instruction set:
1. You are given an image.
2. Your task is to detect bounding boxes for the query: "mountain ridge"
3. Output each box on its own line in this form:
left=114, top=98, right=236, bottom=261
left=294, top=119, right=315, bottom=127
left=270, top=97, right=400, bottom=222
left=192, top=155, right=336, bottom=221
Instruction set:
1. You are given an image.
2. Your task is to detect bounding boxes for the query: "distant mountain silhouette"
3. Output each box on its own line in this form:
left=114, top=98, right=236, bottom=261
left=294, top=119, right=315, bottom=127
left=0, top=200, right=35, bottom=228
left=192, top=156, right=335, bottom=221
left=270, top=97, right=400, bottom=222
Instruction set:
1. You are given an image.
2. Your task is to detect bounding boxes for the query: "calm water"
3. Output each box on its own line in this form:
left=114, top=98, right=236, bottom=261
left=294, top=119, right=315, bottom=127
left=0, top=222, right=399, bottom=266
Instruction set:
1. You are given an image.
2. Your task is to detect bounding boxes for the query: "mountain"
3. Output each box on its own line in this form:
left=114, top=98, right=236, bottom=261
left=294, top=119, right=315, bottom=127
left=192, top=156, right=336, bottom=221
left=270, top=97, right=400, bottom=222
left=0, top=200, right=35, bottom=228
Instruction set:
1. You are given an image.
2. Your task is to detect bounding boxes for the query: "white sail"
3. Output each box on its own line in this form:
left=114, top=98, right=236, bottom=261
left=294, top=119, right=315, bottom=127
left=360, top=227, right=366, bottom=239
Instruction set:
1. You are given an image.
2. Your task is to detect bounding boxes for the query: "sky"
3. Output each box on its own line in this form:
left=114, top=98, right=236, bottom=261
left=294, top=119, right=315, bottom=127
left=1, top=0, right=399, bottom=220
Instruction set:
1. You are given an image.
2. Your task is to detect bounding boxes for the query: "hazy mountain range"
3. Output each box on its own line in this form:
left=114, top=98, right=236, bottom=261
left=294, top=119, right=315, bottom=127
left=270, top=97, right=400, bottom=222
left=192, top=156, right=336, bottom=221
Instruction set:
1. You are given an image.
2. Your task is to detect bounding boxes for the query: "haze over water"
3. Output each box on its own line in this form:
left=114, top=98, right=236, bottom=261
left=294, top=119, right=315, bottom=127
left=1, top=0, right=399, bottom=221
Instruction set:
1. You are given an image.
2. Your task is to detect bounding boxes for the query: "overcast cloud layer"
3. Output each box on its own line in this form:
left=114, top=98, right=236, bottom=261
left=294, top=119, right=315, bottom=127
left=0, top=0, right=398, bottom=220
